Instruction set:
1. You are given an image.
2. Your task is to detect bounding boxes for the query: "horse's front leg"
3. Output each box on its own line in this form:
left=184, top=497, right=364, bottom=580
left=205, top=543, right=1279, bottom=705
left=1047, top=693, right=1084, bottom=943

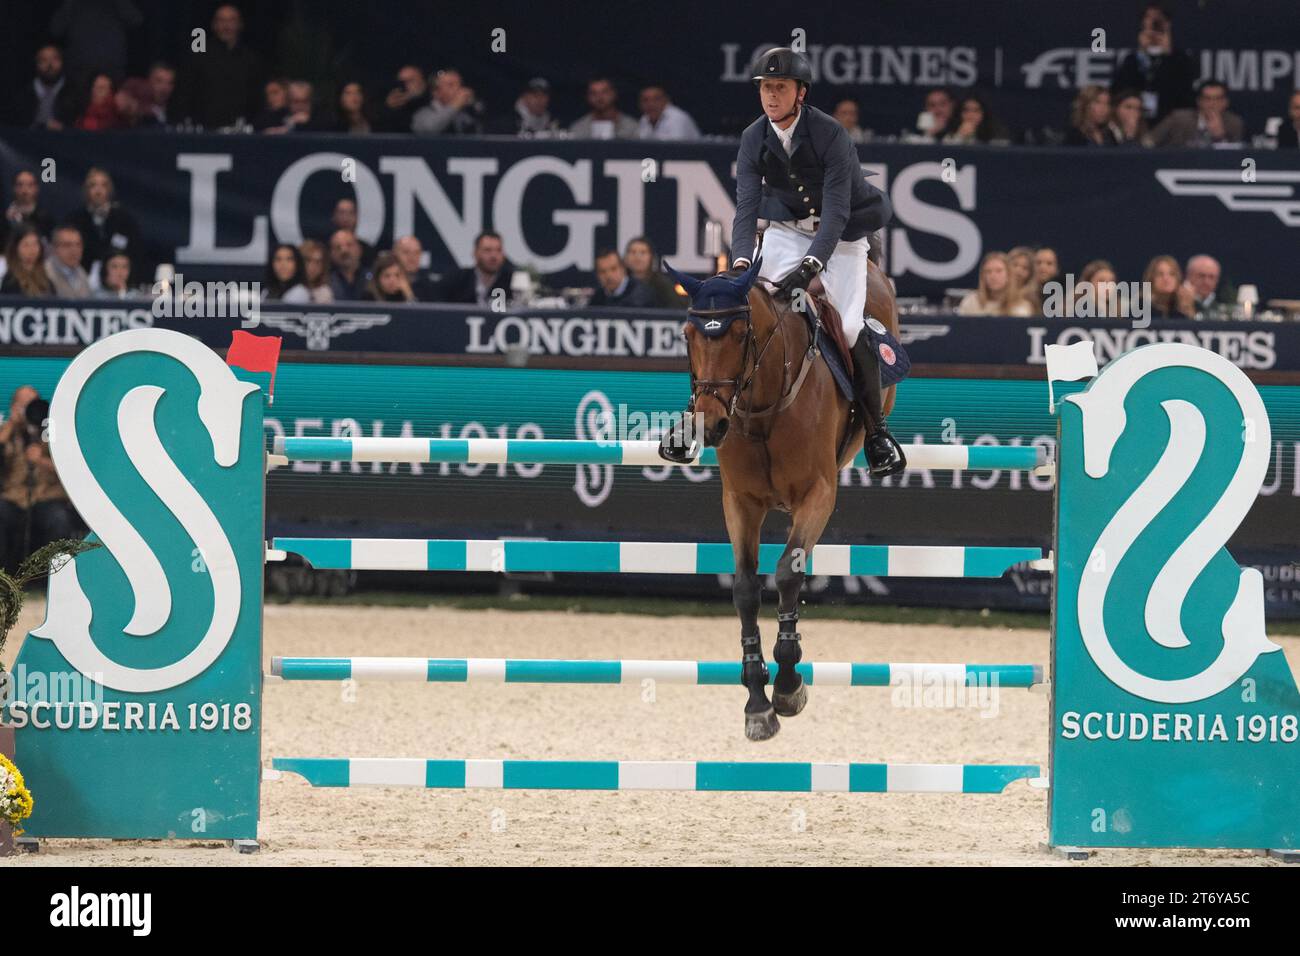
left=723, top=489, right=776, bottom=741
left=772, top=476, right=837, bottom=719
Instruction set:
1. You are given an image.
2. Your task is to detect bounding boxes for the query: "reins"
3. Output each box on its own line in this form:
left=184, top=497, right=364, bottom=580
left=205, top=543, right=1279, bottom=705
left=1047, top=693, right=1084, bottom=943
left=686, top=287, right=820, bottom=440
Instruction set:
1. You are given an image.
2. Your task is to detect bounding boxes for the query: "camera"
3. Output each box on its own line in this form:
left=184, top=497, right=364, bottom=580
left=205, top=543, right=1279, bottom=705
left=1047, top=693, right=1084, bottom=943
left=16, top=395, right=49, bottom=447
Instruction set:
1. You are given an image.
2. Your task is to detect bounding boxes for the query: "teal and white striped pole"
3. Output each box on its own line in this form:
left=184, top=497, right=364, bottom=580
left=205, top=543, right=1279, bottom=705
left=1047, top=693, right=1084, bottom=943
left=269, top=538, right=1046, bottom=576
left=272, top=436, right=1047, bottom=472
left=271, top=657, right=1044, bottom=687
left=271, top=757, right=1041, bottom=794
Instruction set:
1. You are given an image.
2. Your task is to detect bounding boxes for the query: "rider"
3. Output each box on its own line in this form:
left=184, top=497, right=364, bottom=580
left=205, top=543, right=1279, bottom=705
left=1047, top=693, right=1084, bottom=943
left=660, top=46, right=905, bottom=476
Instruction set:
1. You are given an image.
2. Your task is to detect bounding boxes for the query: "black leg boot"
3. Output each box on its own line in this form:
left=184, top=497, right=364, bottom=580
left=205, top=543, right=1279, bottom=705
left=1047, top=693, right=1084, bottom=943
left=849, top=334, right=907, bottom=477
left=657, top=404, right=700, bottom=464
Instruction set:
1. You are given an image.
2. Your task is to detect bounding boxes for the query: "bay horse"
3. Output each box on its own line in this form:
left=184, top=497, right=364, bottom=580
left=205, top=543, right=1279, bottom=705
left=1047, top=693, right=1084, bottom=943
left=665, top=256, right=899, bottom=740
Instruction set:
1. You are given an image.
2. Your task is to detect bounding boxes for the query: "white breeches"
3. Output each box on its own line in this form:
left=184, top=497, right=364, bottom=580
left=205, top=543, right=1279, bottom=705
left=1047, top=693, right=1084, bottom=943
left=759, top=222, right=870, bottom=345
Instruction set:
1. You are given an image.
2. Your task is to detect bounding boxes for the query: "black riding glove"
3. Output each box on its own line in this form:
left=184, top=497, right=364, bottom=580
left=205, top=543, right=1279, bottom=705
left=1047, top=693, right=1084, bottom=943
left=775, top=257, right=821, bottom=297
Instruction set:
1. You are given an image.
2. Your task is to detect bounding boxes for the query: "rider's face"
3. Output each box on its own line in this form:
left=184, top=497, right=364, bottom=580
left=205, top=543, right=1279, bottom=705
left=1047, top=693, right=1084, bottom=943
left=759, top=78, right=800, bottom=123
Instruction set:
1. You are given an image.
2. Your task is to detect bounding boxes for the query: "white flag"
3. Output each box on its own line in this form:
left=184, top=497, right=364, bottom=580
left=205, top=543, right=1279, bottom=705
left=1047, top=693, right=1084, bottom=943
left=1045, top=340, right=1098, bottom=411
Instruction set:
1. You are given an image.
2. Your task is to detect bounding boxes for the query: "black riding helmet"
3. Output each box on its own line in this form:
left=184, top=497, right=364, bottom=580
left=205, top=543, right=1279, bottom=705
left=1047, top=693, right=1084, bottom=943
left=751, top=47, right=813, bottom=87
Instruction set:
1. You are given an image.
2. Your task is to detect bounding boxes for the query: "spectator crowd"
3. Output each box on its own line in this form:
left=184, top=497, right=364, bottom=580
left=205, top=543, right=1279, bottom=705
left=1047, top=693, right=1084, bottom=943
left=953, top=246, right=1239, bottom=320
left=6, top=3, right=1299, bottom=148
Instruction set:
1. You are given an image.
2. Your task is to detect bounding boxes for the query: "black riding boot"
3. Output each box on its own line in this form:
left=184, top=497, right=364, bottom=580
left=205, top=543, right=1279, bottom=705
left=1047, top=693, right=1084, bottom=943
left=849, top=333, right=906, bottom=477
left=657, top=406, right=700, bottom=464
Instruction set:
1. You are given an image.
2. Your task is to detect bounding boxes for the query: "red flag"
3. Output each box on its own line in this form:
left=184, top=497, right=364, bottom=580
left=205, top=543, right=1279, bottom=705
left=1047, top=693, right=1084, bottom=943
left=226, top=331, right=283, bottom=394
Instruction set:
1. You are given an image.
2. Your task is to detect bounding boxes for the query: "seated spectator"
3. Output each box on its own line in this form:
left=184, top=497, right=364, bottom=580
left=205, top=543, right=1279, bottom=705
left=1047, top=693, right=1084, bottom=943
left=392, top=235, right=438, bottom=300
left=327, top=230, right=370, bottom=301
left=144, top=62, right=177, bottom=127
left=436, top=231, right=514, bottom=306
left=1150, top=80, right=1244, bottom=147
left=833, top=98, right=870, bottom=143
left=1007, top=246, right=1034, bottom=289
left=590, top=248, right=655, bottom=308
left=1110, top=89, right=1150, bottom=146
left=624, top=236, right=687, bottom=308
left=1065, top=86, right=1118, bottom=146
left=0, top=225, right=53, bottom=297
left=1007, top=246, right=1038, bottom=308
left=412, top=68, right=484, bottom=135
left=1075, top=259, right=1120, bottom=316
left=45, top=226, right=93, bottom=298
left=378, top=65, right=428, bottom=133
left=943, top=93, right=1009, bottom=145
left=298, top=239, right=334, bottom=303
left=570, top=78, right=638, bottom=139
left=281, top=80, right=334, bottom=133
left=179, top=4, right=264, bottom=129
left=1184, top=254, right=1232, bottom=315
left=66, top=167, right=145, bottom=285
left=637, top=85, right=700, bottom=140
left=9, top=45, right=77, bottom=129
left=497, top=77, right=560, bottom=136
left=1144, top=255, right=1196, bottom=319
left=253, top=79, right=290, bottom=131
left=0, top=385, right=81, bottom=572
left=1034, top=247, right=1060, bottom=292
left=915, top=87, right=956, bottom=141
left=1278, top=91, right=1300, bottom=148
left=957, top=252, right=1033, bottom=316
left=2, top=170, right=55, bottom=249
left=1110, top=3, right=1196, bottom=125
left=121, top=62, right=177, bottom=129
left=329, top=199, right=375, bottom=267
left=336, top=82, right=373, bottom=134
left=96, top=251, right=141, bottom=298
left=75, top=74, right=127, bottom=130
left=364, top=252, right=416, bottom=303
left=263, top=243, right=309, bottom=302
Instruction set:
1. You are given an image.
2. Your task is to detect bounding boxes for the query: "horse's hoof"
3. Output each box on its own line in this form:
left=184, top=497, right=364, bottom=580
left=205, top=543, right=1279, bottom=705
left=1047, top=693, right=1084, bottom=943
left=745, top=707, right=780, bottom=741
left=772, top=680, right=807, bottom=717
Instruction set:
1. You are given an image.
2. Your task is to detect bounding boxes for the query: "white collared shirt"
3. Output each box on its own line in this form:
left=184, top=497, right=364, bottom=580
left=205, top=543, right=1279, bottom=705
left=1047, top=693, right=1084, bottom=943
left=769, top=107, right=802, bottom=156
left=639, top=103, right=702, bottom=141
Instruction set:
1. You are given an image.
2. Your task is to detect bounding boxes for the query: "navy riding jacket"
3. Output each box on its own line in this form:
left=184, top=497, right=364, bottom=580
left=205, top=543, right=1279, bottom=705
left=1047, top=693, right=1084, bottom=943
left=731, top=104, right=892, bottom=267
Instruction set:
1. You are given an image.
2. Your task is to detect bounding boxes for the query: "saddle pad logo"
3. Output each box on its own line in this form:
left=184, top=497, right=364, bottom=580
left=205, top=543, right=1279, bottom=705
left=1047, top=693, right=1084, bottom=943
left=705, top=319, right=721, bottom=330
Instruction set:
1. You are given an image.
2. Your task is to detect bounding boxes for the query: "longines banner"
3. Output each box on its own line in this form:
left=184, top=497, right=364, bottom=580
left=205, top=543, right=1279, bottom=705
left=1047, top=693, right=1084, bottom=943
left=3, top=354, right=1299, bottom=615
left=0, top=295, right=1295, bottom=374
left=2, top=131, right=1299, bottom=302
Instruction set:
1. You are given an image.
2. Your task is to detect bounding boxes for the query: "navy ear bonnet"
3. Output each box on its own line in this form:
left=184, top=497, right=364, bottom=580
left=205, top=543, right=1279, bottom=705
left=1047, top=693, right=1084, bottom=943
left=662, top=259, right=762, bottom=337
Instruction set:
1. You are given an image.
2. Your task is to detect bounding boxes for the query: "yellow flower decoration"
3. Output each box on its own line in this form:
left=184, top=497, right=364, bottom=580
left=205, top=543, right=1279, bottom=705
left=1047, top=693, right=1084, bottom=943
left=0, top=753, right=34, bottom=836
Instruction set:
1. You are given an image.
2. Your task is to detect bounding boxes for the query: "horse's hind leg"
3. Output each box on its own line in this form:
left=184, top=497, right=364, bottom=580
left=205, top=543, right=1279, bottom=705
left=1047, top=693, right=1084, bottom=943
left=772, top=477, right=837, bottom=718
left=723, top=491, right=777, bottom=741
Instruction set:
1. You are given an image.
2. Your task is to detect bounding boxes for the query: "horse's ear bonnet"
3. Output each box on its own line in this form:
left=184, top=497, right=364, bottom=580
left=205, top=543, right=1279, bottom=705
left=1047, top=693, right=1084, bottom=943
left=663, top=259, right=763, bottom=337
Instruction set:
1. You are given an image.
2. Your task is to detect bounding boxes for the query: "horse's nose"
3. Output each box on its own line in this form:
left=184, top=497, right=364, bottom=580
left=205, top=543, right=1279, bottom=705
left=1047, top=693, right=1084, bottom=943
left=704, top=418, right=729, bottom=447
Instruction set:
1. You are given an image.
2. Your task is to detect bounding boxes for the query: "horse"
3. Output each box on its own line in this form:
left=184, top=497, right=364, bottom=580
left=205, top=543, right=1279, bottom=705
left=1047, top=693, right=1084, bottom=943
left=665, top=256, right=899, bottom=740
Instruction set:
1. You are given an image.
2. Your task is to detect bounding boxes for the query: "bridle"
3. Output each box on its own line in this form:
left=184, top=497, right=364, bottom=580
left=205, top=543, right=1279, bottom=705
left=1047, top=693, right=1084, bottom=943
left=684, top=289, right=819, bottom=440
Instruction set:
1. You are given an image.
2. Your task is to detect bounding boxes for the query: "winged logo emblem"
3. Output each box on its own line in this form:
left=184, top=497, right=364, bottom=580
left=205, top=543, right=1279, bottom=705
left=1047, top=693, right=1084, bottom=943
left=1155, top=169, right=1300, bottom=227
left=897, top=323, right=950, bottom=345
left=251, top=311, right=392, bottom=350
